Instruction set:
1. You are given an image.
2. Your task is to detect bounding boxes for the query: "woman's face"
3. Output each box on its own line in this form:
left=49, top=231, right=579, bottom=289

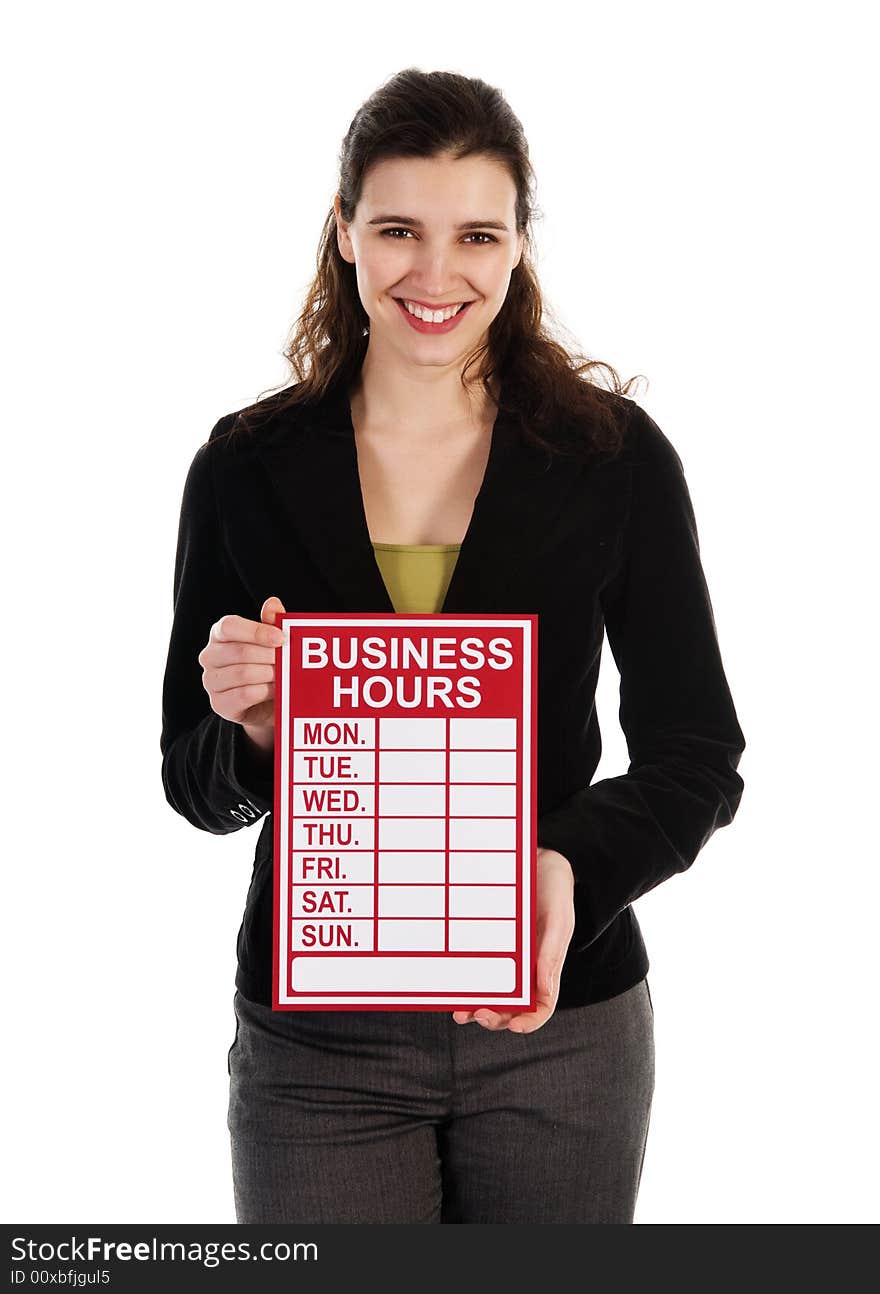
left=335, top=152, right=524, bottom=374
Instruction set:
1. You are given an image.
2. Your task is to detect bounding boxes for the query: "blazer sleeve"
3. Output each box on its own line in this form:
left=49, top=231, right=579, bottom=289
left=537, top=406, right=746, bottom=953
left=159, top=420, right=275, bottom=834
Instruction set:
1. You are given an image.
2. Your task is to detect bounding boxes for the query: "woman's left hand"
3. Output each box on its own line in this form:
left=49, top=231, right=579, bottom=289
left=452, top=847, right=575, bottom=1034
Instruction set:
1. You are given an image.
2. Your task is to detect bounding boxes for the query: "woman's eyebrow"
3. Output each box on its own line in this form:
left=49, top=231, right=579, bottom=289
left=366, top=214, right=509, bottom=231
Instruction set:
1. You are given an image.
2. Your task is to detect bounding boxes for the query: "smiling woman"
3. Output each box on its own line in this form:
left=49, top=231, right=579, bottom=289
left=338, top=149, right=524, bottom=363
left=161, top=65, right=745, bottom=1226
left=217, top=72, right=643, bottom=464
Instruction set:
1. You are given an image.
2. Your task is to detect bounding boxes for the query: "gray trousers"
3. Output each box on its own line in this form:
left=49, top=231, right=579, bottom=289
left=227, top=977, right=655, bottom=1224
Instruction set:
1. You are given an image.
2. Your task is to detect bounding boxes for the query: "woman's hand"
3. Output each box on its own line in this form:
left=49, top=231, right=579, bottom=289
left=452, top=847, right=575, bottom=1034
left=198, top=595, right=287, bottom=753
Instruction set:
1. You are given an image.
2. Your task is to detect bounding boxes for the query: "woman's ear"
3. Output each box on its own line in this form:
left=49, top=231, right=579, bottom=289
left=334, top=193, right=355, bottom=264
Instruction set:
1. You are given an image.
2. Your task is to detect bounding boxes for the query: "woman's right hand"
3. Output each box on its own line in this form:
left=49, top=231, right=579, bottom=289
left=197, top=595, right=286, bottom=754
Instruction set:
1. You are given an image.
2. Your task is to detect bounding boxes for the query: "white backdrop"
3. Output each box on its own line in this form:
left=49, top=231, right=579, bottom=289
left=3, top=0, right=876, bottom=1225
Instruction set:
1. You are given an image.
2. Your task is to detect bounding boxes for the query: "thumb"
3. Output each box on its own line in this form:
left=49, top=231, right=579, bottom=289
left=260, top=595, right=287, bottom=631
left=538, top=950, right=561, bottom=1002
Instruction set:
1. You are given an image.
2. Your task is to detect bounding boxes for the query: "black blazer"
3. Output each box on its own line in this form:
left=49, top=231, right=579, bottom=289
left=160, top=378, right=746, bottom=1009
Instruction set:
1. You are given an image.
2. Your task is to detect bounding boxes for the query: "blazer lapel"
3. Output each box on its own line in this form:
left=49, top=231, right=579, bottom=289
left=251, top=378, right=586, bottom=614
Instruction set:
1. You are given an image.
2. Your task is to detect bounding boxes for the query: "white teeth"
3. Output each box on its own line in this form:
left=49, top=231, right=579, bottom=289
left=401, top=299, right=466, bottom=322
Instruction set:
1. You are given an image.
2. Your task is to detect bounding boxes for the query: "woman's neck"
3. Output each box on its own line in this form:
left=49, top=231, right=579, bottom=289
left=349, top=366, right=499, bottom=442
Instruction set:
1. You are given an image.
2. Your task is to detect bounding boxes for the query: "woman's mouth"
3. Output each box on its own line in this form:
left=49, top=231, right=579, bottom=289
left=393, top=297, right=475, bottom=334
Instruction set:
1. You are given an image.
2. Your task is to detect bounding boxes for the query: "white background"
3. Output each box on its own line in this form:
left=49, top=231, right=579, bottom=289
left=3, top=0, right=876, bottom=1224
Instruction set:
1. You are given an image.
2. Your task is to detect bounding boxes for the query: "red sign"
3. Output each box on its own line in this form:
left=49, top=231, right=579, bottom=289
left=271, top=613, right=537, bottom=1011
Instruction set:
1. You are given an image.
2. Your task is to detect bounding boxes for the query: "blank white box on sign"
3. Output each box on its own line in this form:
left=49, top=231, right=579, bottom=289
left=449, top=852, right=517, bottom=884
left=449, top=784, right=517, bottom=816
left=449, top=818, right=518, bottom=851
left=379, top=817, right=446, bottom=850
left=291, top=956, right=516, bottom=993
left=380, top=718, right=446, bottom=748
left=449, top=920, right=517, bottom=951
left=449, top=886, right=517, bottom=918
left=450, top=717, right=517, bottom=748
left=378, top=852, right=447, bottom=883
left=379, top=750, right=447, bottom=781
left=379, top=783, right=447, bottom=815
left=378, top=885, right=446, bottom=917
left=378, top=920, right=446, bottom=950
left=450, top=749, right=517, bottom=781
left=293, top=818, right=376, bottom=850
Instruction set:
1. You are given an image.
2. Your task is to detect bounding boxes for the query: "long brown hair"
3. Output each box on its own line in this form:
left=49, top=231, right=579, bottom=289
left=224, top=67, right=645, bottom=462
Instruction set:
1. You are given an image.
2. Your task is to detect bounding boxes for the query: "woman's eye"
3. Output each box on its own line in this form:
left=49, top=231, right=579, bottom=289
left=380, top=228, right=497, bottom=244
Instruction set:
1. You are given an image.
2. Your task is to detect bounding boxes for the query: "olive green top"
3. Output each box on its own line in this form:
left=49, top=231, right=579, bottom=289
left=371, top=541, right=461, bottom=613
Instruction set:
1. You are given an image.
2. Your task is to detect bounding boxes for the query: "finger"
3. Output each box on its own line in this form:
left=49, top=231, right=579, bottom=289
left=452, top=1011, right=475, bottom=1024
left=536, top=922, right=573, bottom=1000
left=200, top=640, right=278, bottom=668
left=261, top=595, right=287, bottom=636
left=212, top=612, right=284, bottom=649
left=508, top=1002, right=554, bottom=1034
left=198, top=641, right=278, bottom=677
left=203, top=662, right=275, bottom=695
left=474, top=1010, right=515, bottom=1030
left=208, top=681, right=274, bottom=723
left=537, top=954, right=559, bottom=1003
